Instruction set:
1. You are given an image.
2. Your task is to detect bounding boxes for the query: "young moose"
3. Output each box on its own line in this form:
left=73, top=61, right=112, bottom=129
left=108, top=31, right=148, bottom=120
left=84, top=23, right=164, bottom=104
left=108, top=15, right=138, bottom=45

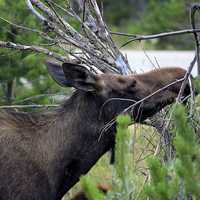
left=0, top=62, right=190, bottom=200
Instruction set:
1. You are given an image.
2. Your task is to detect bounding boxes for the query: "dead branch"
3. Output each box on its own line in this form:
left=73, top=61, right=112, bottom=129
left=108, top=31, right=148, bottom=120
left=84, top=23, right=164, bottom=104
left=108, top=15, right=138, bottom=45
left=0, top=16, right=54, bottom=42
left=0, top=104, right=59, bottom=109
left=118, top=29, right=200, bottom=47
left=177, top=56, right=196, bottom=102
left=111, top=28, right=200, bottom=38
left=1, top=0, right=199, bottom=75
left=24, top=0, right=131, bottom=74
left=191, top=3, right=200, bottom=75
left=157, top=54, right=197, bottom=161
left=0, top=40, right=68, bottom=62
left=26, top=0, right=47, bottom=22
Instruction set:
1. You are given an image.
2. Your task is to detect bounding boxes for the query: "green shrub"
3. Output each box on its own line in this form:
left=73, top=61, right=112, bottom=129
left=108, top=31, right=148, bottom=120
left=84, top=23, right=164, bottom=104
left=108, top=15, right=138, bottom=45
left=79, top=102, right=200, bottom=200
left=145, top=103, right=200, bottom=199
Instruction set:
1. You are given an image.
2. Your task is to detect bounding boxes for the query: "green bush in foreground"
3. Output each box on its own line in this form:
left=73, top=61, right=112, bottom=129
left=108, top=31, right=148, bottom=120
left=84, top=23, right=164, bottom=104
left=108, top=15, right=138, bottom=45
left=80, top=176, right=105, bottom=200
left=107, top=115, right=135, bottom=200
left=146, top=103, right=200, bottom=200
left=81, top=102, right=200, bottom=200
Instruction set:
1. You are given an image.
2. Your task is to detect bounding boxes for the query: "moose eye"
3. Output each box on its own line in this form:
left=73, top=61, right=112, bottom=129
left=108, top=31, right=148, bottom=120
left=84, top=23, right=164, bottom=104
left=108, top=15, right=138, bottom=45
left=125, top=80, right=136, bottom=93
left=129, top=80, right=136, bottom=88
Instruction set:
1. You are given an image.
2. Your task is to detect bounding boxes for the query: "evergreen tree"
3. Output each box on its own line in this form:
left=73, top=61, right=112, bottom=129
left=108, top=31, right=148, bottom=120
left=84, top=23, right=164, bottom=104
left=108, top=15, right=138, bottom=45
left=0, top=0, right=65, bottom=106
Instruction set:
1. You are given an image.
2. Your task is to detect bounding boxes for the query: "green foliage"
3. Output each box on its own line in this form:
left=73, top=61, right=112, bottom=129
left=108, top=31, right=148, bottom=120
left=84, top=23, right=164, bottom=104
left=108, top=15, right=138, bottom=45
left=109, top=115, right=134, bottom=200
left=145, top=104, right=200, bottom=199
left=138, top=0, right=193, bottom=49
left=194, top=76, right=200, bottom=94
left=173, top=104, right=200, bottom=198
left=110, top=0, right=193, bottom=49
left=0, top=0, right=67, bottom=105
left=141, top=0, right=186, bottom=33
left=80, top=176, right=105, bottom=200
left=103, top=0, right=137, bottom=26
left=145, top=156, right=179, bottom=200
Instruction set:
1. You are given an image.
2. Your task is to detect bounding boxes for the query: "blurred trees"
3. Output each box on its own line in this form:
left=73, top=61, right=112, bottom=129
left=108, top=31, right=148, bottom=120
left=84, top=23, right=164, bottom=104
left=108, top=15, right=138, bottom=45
left=103, top=0, right=148, bottom=26
left=104, top=0, right=194, bottom=49
left=134, top=0, right=194, bottom=49
left=0, top=0, right=66, bottom=106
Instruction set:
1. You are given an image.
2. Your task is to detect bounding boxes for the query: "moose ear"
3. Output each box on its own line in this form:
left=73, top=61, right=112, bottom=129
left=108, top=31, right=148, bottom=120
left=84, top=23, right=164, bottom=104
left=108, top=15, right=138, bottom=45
left=62, top=63, right=97, bottom=92
left=45, top=61, right=73, bottom=87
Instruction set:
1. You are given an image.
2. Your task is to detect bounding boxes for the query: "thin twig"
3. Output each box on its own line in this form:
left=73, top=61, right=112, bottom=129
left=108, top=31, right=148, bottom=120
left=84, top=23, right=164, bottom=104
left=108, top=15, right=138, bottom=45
left=0, top=104, right=59, bottom=109
left=14, top=93, right=68, bottom=104
left=48, top=0, right=74, bottom=17
left=191, top=3, right=200, bottom=75
left=177, top=56, right=196, bottom=102
left=44, top=0, right=68, bottom=31
left=26, top=0, right=47, bottom=22
left=119, top=29, right=200, bottom=47
left=111, top=28, right=200, bottom=38
left=0, top=40, right=68, bottom=62
left=0, top=16, right=54, bottom=42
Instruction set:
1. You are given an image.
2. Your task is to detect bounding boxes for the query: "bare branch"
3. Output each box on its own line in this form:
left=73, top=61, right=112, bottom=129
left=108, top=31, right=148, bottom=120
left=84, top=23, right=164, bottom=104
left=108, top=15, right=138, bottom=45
left=176, top=4, right=200, bottom=102
left=26, top=0, right=47, bottom=22
left=111, top=29, right=200, bottom=38
left=176, top=56, right=196, bottom=102
left=191, top=3, right=200, bottom=75
left=0, top=41, right=68, bottom=62
left=0, top=16, right=54, bottom=42
left=47, top=0, right=74, bottom=17
left=0, top=104, right=59, bottom=109
left=117, top=29, right=200, bottom=47
left=24, top=0, right=132, bottom=74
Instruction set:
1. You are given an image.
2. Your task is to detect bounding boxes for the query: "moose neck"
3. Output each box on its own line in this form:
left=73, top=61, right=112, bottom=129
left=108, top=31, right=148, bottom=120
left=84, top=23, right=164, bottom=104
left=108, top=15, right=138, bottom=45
left=38, top=91, right=117, bottom=199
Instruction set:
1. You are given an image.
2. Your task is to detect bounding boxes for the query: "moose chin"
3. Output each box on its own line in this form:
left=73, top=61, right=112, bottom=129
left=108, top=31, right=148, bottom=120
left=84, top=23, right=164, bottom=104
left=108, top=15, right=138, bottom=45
left=0, top=62, right=190, bottom=200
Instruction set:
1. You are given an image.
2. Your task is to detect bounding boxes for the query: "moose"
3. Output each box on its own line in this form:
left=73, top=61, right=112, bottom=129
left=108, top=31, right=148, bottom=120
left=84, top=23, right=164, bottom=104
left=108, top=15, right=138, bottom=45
left=0, top=62, right=190, bottom=200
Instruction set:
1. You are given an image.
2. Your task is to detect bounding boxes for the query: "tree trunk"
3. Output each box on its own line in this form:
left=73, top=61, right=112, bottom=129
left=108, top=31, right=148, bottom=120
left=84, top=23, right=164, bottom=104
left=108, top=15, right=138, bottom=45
left=5, top=80, right=14, bottom=105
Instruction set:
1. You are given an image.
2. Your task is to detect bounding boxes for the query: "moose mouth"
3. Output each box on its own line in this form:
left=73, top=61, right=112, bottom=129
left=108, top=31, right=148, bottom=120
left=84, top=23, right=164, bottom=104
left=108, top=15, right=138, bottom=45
left=125, top=88, right=191, bottom=123
left=130, top=99, right=173, bottom=122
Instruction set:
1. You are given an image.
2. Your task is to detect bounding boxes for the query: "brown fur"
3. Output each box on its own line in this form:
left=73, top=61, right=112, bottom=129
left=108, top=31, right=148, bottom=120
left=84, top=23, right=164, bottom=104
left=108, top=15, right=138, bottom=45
left=0, top=64, right=190, bottom=200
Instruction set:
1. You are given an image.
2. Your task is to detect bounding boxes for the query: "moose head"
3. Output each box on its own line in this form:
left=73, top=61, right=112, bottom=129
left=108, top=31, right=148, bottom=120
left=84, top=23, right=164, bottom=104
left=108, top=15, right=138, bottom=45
left=47, top=62, right=190, bottom=122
